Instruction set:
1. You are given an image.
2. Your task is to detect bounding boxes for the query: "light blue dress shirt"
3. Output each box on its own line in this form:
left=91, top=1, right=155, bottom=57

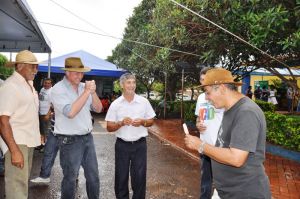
left=50, top=77, right=93, bottom=135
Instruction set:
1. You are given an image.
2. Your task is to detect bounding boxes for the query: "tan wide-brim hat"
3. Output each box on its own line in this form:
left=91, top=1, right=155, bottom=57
left=5, top=50, right=39, bottom=67
left=61, top=57, right=91, bottom=72
left=200, top=68, right=243, bottom=87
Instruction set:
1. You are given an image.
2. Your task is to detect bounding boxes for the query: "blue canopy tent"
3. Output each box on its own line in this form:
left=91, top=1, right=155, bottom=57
left=38, top=50, right=126, bottom=77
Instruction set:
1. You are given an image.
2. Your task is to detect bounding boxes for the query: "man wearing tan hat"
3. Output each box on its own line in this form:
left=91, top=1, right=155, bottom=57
left=0, top=50, right=40, bottom=199
left=50, top=57, right=102, bottom=199
left=185, top=68, right=271, bottom=199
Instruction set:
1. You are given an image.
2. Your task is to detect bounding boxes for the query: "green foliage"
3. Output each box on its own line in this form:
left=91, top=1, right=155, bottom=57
left=265, top=112, right=300, bottom=151
left=109, top=0, right=300, bottom=98
left=254, top=100, right=276, bottom=112
left=149, top=99, right=196, bottom=122
left=0, top=54, right=13, bottom=80
left=151, top=82, right=164, bottom=94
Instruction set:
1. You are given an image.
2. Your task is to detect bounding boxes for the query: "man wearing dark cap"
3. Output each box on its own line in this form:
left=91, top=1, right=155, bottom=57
left=185, top=68, right=271, bottom=199
left=0, top=50, right=40, bottom=199
left=50, top=57, right=102, bottom=199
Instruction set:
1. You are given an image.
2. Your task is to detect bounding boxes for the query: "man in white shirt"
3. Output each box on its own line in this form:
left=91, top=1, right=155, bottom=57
left=105, top=73, right=156, bottom=199
left=194, top=67, right=223, bottom=199
left=38, top=78, right=52, bottom=146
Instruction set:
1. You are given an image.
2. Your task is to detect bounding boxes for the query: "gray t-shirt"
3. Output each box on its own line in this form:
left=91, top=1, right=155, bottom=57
left=212, top=97, right=271, bottom=199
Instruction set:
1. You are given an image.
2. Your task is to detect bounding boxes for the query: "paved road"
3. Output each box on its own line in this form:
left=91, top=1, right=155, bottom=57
left=0, top=114, right=200, bottom=199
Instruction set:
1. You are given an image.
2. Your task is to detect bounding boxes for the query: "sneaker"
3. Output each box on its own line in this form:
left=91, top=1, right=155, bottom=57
left=30, top=177, right=50, bottom=184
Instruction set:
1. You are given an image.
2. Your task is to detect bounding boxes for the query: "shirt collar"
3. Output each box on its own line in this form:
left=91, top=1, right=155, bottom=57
left=62, top=76, right=71, bottom=88
left=120, top=94, right=141, bottom=103
left=14, top=71, right=27, bottom=84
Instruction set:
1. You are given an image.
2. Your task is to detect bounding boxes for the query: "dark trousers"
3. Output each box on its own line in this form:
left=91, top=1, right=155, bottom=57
left=115, top=137, right=147, bottom=199
left=200, top=155, right=213, bottom=199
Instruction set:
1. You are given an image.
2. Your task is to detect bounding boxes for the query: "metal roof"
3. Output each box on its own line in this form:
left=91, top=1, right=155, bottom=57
left=0, top=0, right=51, bottom=53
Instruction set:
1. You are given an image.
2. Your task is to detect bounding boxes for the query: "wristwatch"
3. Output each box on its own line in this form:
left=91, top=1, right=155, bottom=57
left=198, top=141, right=206, bottom=154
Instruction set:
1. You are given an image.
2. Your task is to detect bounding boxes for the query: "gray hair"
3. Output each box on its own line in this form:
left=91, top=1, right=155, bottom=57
left=224, top=83, right=238, bottom=91
left=119, top=73, right=136, bottom=86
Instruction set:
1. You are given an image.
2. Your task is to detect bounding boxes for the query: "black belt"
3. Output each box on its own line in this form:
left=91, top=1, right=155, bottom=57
left=55, top=133, right=91, bottom=138
left=117, top=137, right=146, bottom=144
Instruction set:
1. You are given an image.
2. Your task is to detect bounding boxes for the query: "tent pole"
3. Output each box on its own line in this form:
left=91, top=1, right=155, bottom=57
left=47, top=53, right=51, bottom=78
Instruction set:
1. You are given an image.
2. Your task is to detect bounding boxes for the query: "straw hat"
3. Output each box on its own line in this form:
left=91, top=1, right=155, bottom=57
left=5, top=50, right=39, bottom=67
left=61, top=57, right=91, bottom=72
left=200, top=68, right=243, bottom=87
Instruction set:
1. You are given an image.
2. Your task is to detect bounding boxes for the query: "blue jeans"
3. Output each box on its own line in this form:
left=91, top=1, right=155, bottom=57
left=0, top=150, right=4, bottom=174
left=200, top=155, right=213, bottom=199
left=40, top=131, right=59, bottom=178
left=58, top=133, right=99, bottom=199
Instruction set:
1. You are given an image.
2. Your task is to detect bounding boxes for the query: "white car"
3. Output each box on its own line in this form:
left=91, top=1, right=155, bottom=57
left=176, top=93, right=191, bottom=101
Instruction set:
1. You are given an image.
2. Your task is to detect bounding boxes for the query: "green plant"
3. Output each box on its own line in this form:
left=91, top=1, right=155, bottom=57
left=255, top=100, right=276, bottom=112
left=265, top=112, right=300, bottom=151
left=0, top=53, right=13, bottom=80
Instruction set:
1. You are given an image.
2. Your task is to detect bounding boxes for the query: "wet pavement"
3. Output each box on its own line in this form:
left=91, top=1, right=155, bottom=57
left=0, top=114, right=200, bottom=199
left=149, top=119, right=300, bottom=199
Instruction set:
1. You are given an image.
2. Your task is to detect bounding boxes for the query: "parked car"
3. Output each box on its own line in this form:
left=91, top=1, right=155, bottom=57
left=139, top=92, right=162, bottom=100
left=176, top=93, right=191, bottom=101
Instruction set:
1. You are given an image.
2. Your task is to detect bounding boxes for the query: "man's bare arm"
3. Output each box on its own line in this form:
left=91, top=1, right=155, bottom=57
left=0, top=115, right=24, bottom=168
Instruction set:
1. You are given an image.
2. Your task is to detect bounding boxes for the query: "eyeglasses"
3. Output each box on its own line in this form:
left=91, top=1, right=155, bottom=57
left=204, top=85, right=219, bottom=95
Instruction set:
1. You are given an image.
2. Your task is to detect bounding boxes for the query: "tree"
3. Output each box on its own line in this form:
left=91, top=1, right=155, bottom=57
left=0, top=53, right=13, bottom=80
left=109, top=0, right=300, bottom=99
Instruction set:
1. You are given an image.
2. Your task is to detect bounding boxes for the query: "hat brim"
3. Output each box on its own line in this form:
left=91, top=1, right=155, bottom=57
left=200, top=81, right=243, bottom=88
left=5, top=61, right=40, bottom=67
left=61, top=67, right=91, bottom=73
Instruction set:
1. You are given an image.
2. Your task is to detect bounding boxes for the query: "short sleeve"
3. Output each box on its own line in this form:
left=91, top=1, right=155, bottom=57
left=230, top=110, right=260, bottom=153
left=0, top=84, right=18, bottom=116
left=105, top=102, right=118, bottom=122
left=144, top=100, right=156, bottom=119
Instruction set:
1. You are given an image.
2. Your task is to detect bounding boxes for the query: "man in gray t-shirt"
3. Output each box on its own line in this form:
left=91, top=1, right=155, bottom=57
left=185, top=68, right=271, bottom=199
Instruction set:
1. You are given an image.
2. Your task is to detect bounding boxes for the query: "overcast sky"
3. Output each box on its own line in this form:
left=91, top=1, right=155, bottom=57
left=6, top=0, right=142, bottom=61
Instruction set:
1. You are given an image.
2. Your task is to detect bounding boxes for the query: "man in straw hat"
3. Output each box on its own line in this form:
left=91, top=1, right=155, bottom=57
left=185, top=68, right=271, bottom=199
left=0, top=50, right=40, bottom=199
left=49, top=57, right=102, bottom=199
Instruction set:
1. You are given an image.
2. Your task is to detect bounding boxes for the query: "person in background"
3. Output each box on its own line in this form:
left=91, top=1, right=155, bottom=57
left=254, top=86, right=262, bottom=100
left=261, top=86, right=269, bottom=102
left=38, top=78, right=53, bottom=151
left=245, top=86, right=253, bottom=99
left=268, top=85, right=278, bottom=106
left=30, top=110, right=58, bottom=184
left=185, top=68, right=271, bottom=199
left=50, top=57, right=102, bottom=199
left=194, top=67, right=224, bottom=199
left=105, top=73, right=156, bottom=199
left=0, top=50, right=40, bottom=199
left=287, top=87, right=293, bottom=112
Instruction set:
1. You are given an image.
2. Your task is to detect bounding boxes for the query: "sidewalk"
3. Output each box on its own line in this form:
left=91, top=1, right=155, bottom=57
left=148, top=119, right=300, bottom=199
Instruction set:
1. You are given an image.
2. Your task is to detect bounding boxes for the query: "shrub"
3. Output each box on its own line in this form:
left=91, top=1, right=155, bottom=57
left=255, top=100, right=276, bottom=112
left=265, top=112, right=300, bottom=151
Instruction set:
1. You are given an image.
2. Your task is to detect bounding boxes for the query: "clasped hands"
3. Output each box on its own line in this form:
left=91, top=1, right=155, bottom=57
left=85, top=80, right=96, bottom=94
left=119, top=117, right=144, bottom=127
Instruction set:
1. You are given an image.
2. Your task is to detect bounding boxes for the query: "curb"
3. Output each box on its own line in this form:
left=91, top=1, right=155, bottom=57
left=148, top=128, right=199, bottom=162
left=266, top=143, right=300, bottom=163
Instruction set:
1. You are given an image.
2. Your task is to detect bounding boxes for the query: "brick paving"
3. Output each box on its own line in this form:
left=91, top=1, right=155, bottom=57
left=148, top=119, right=300, bottom=199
